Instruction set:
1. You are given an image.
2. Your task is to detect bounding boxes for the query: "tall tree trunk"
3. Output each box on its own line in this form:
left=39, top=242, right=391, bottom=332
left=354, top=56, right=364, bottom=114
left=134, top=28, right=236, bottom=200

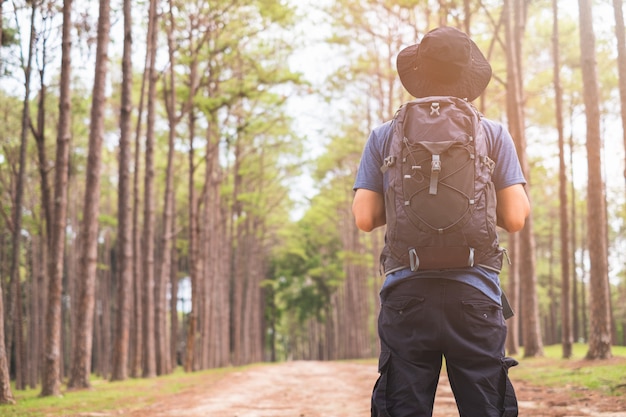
left=32, top=62, right=52, bottom=376
left=67, top=0, right=111, bottom=389
left=183, top=54, right=201, bottom=373
left=169, top=203, right=179, bottom=369
left=569, top=131, right=580, bottom=342
left=184, top=114, right=199, bottom=372
left=230, top=134, right=242, bottom=366
left=504, top=0, right=543, bottom=358
left=110, top=0, right=134, bottom=381
left=40, top=0, right=72, bottom=392
left=31, top=31, right=52, bottom=390
left=142, top=0, right=159, bottom=378
left=156, top=0, right=181, bottom=375
left=552, top=0, right=572, bottom=359
left=10, top=0, right=39, bottom=391
left=130, top=6, right=151, bottom=379
left=155, top=173, right=174, bottom=375
left=578, top=0, right=612, bottom=360
left=202, top=124, right=229, bottom=368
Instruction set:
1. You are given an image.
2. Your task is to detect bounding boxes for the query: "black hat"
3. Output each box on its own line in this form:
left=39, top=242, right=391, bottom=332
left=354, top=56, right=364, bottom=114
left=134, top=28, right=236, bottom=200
left=396, top=26, right=492, bottom=102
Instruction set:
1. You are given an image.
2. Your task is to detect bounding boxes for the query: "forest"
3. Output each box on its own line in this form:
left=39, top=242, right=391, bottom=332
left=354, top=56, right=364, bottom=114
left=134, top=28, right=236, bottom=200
left=0, top=0, right=625, bottom=406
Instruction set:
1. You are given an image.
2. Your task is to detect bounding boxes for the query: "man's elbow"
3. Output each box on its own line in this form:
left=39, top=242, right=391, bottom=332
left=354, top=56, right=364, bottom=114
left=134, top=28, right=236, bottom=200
left=499, top=208, right=530, bottom=233
left=501, top=217, right=526, bottom=233
left=355, top=217, right=376, bottom=232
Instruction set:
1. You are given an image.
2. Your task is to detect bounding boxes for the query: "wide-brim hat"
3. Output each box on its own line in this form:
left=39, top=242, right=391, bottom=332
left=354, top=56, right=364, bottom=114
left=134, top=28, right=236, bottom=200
left=396, top=26, right=492, bottom=102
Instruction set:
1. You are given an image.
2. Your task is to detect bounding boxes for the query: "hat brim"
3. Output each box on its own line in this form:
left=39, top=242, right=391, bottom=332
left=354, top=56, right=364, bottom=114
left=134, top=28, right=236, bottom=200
left=396, top=40, right=492, bottom=102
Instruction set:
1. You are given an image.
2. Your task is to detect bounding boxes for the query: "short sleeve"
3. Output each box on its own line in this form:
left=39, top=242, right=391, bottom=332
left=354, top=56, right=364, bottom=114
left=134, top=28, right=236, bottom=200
left=353, top=121, right=393, bottom=194
left=482, top=119, right=527, bottom=191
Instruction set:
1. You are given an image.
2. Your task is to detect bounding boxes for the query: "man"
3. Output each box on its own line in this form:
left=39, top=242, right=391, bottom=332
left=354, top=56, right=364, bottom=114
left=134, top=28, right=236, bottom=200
left=352, top=26, right=530, bottom=417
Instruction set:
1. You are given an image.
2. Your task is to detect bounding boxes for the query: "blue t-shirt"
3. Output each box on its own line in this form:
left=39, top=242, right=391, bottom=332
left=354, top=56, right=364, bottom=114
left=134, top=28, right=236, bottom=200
left=353, top=117, right=526, bottom=304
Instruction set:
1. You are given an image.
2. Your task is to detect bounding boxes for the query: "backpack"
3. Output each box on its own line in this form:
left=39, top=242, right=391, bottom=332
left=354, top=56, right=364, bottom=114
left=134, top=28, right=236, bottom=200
left=380, top=96, right=503, bottom=274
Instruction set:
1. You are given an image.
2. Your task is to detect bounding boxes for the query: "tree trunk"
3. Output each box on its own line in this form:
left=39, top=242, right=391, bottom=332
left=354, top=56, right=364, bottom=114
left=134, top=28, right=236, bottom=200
left=40, top=7, right=72, bottom=382
left=25, top=244, right=37, bottom=388
left=9, top=0, right=40, bottom=392
left=30, top=29, right=52, bottom=390
left=504, top=0, right=543, bottom=358
left=202, top=124, right=229, bottom=369
left=0, top=264, right=15, bottom=404
left=156, top=0, right=181, bottom=374
left=547, top=226, right=557, bottom=344
left=141, top=0, right=159, bottom=378
left=569, top=131, right=580, bottom=343
left=184, top=103, right=200, bottom=373
left=231, top=137, right=244, bottom=366
left=552, top=0, right=573, bottom=358
left=130, top=3, right=151, bottom=378
left=67, top=0, right=111, bottom=389
left=94, top=239, right=112, bottom=379
left=578, top=0, right=612, bottom=360
left=110, top=0, right=134, bottom=382
left=169, top=209, right=179, bottom=369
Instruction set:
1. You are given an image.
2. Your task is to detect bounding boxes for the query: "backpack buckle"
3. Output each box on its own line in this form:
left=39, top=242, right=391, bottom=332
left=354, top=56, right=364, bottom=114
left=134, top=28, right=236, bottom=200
left=409, top=248, right=419, bottom=271
left=380, top=156, right=397, bottom=173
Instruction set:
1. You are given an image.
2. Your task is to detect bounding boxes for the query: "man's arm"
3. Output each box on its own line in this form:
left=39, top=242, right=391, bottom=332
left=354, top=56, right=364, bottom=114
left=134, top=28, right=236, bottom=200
left=352, top=188, right=386, bottom=232
left=496, top=183, right=530, bottom=233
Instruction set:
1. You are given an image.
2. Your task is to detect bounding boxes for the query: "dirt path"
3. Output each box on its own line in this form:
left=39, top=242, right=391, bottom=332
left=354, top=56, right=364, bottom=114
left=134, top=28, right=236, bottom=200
left=122, top=361, right=626, bottom=417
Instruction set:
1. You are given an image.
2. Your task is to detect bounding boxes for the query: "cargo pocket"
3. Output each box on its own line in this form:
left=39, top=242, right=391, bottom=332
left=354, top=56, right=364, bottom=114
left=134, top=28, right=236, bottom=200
left=371, top=350, right=392, bottom=417
left=501, top=357, right=519, bottom=417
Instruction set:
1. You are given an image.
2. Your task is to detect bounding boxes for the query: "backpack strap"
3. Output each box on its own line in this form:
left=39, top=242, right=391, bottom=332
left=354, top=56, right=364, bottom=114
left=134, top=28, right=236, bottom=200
left=429, top=154, right=441, bottom=194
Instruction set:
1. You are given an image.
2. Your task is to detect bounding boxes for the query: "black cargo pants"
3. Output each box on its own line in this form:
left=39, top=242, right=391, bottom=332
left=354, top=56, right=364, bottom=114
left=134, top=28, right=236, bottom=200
left=371, top=278, right=518, bottom=417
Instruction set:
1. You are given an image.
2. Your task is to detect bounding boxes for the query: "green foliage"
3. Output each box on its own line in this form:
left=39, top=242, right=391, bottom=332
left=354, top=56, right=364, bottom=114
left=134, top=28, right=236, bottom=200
left=1, top=23, right=19, bottom=48
left=267, top=200, right=344, bottom=326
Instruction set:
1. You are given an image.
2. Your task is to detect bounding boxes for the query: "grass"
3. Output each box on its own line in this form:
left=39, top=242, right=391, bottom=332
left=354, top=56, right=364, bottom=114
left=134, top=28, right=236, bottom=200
left=2, top=365, right=237, bottom=417
left=512, top=343, right=626, bottom=397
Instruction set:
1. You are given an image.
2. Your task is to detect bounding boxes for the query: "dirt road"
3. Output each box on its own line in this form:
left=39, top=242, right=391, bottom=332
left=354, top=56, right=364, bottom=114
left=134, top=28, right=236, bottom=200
left=122, top=360, right=626, bottom=417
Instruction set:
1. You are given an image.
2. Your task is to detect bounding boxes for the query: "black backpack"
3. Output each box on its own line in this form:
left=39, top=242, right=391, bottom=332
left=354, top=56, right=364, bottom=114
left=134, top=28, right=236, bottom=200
left=380, top=96, right=503, bottom=274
